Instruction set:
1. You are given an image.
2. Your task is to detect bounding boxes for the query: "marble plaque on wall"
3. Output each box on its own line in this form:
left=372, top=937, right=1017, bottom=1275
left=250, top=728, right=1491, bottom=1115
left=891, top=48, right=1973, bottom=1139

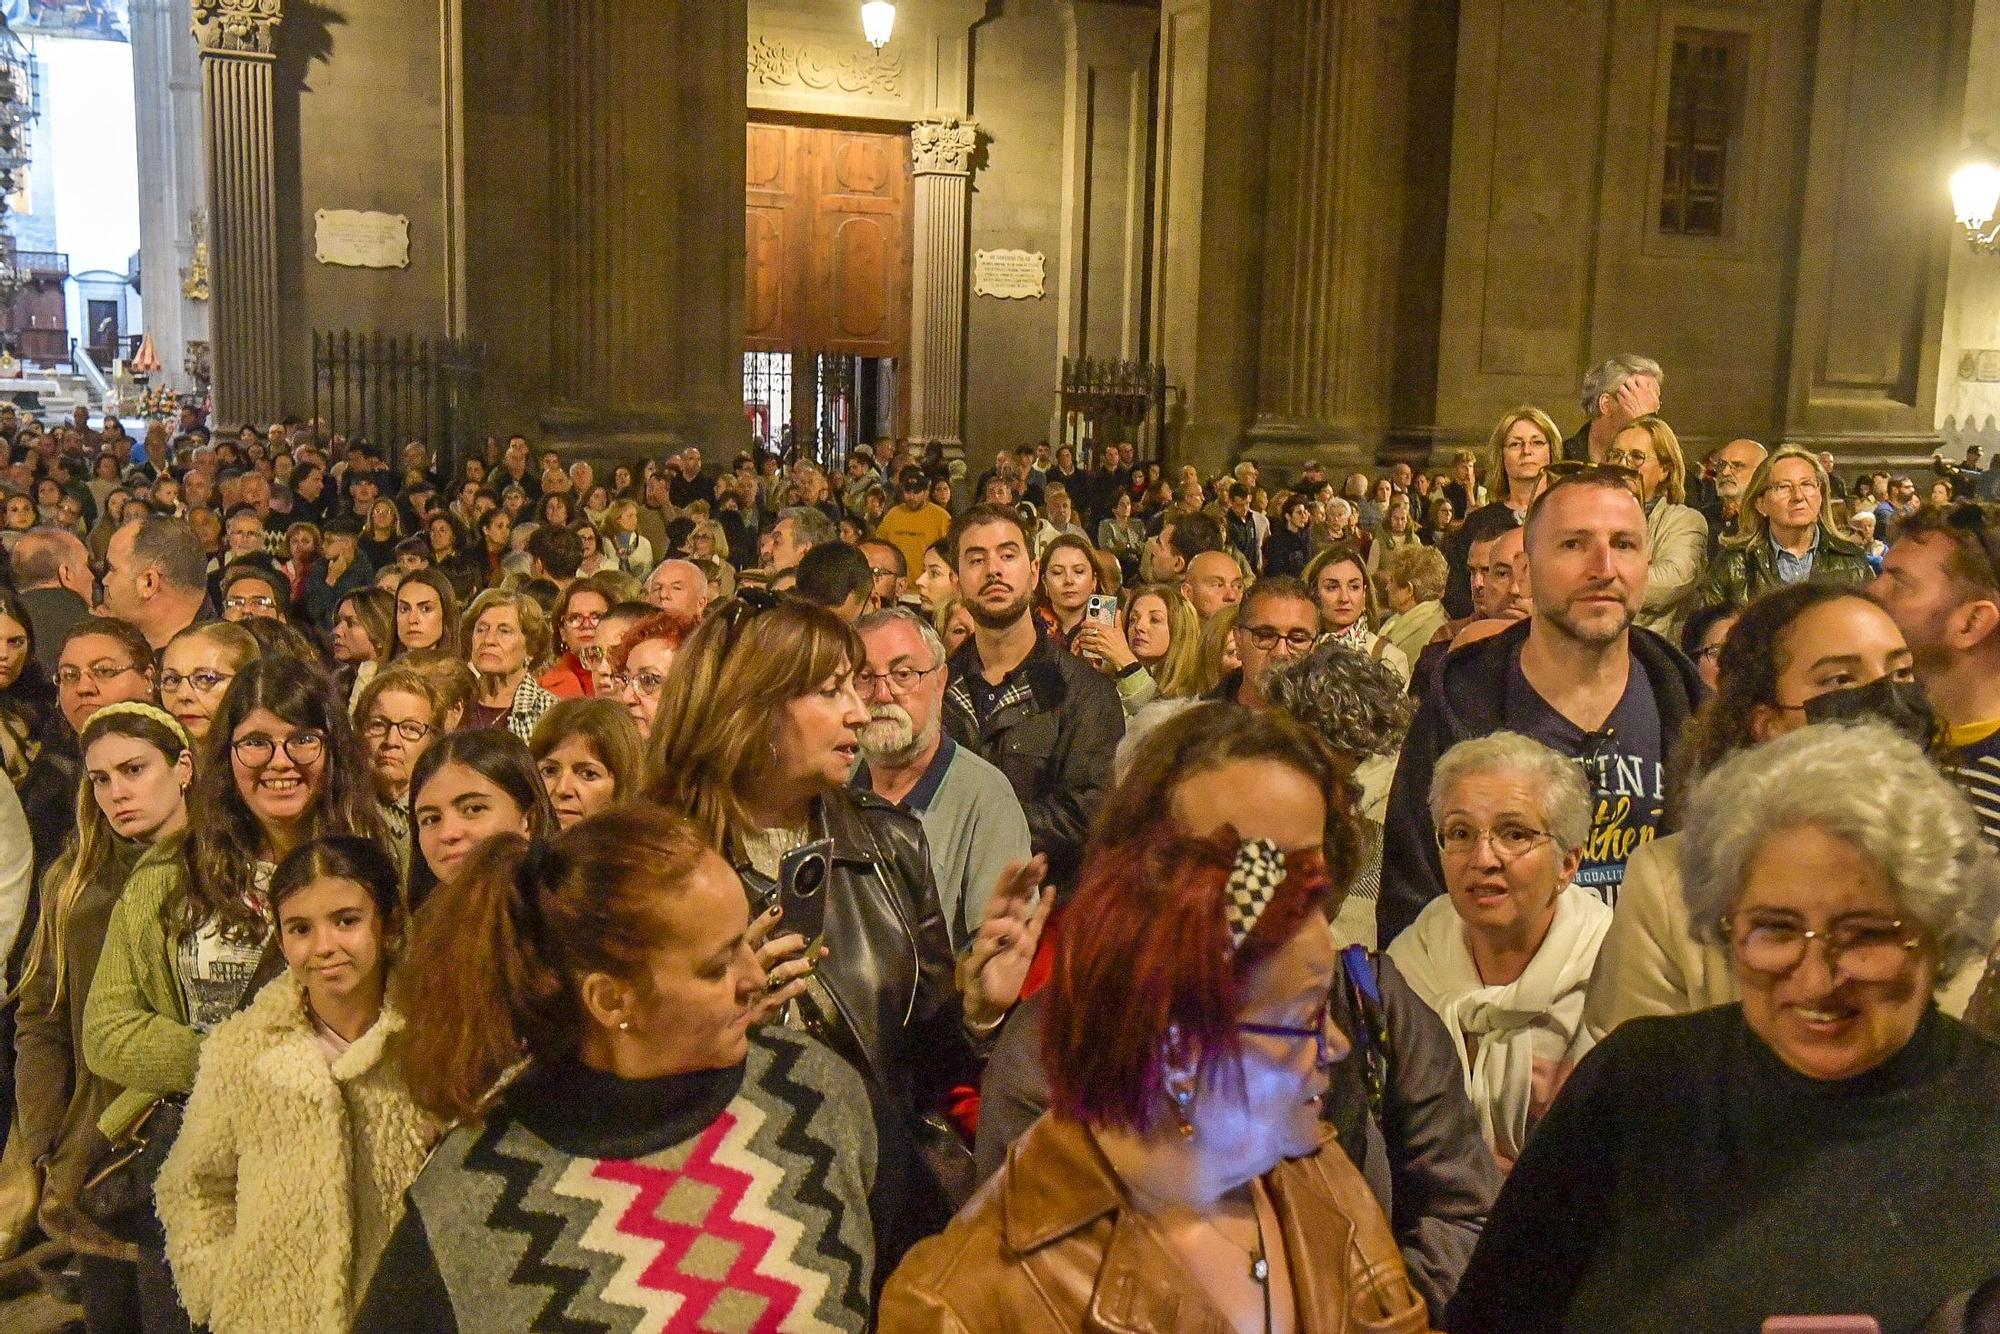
left=314, top=210, right=410, bottom=269
left=974, top=249, right=1044, bottom=300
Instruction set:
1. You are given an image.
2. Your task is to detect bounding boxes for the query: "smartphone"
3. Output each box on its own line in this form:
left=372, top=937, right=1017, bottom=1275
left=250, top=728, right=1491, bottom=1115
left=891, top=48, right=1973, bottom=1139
left=776, top=838, right=834, bottom=953
left=1085, top=594, right=1118, bottom=627
left=1762, top=1318, right=1881, bottom=1333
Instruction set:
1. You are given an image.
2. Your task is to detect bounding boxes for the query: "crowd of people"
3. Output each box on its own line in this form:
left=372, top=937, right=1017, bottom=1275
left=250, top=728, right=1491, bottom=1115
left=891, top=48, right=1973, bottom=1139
left=0, top=350, right=1995, bottom=1331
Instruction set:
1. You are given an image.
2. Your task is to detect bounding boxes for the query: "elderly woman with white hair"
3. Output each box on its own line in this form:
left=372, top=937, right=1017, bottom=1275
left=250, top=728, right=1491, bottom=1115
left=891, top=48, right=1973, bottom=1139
left=1450, top=722, right=2000, bottom=1334
left=1386, top=732, right=1611, bottom=1169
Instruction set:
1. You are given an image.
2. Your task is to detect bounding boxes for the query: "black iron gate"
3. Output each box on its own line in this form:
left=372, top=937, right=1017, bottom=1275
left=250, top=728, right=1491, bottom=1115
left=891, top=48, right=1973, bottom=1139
left=311, top=331, right=488, bottom=478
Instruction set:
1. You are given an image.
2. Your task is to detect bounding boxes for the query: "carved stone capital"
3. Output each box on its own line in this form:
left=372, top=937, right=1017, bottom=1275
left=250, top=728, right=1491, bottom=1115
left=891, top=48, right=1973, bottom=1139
left=911, top=115, right=979, bottom=176
left=193, top=0, right=281, bottom=57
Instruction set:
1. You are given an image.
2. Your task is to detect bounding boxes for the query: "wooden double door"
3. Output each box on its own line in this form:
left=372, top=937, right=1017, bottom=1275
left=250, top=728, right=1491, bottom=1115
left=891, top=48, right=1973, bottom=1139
left=745, top=120, right=911, bottom=364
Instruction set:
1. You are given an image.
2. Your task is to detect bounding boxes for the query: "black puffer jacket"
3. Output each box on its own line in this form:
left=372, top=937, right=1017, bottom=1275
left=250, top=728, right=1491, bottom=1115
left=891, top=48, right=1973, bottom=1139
left=742, top=787, right=982, bottom=1271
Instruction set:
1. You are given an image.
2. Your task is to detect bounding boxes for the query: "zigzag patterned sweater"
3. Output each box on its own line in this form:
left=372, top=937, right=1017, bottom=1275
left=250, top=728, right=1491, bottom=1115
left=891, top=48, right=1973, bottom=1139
left=353, top=1028, right=879, bottom=1333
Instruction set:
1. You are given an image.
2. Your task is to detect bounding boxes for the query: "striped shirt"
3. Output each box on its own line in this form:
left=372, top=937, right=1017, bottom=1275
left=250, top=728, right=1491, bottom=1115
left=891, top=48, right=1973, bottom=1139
left=1945, top=720, right=2000, bottom=850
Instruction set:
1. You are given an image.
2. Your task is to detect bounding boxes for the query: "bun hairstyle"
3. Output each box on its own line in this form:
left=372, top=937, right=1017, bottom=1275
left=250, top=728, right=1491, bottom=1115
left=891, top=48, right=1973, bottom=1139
left=394, top=803, right=718, bottom=1123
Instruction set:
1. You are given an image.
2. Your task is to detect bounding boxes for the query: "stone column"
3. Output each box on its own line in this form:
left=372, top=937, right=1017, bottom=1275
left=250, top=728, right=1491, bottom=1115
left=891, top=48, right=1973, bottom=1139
left=193, top=0, right=283, bottom=426
left=1247, top=0, right=1411, bottom=471
left=132, top=0, right=208, bottom=392
left=907, top=115, right=979, bottom=453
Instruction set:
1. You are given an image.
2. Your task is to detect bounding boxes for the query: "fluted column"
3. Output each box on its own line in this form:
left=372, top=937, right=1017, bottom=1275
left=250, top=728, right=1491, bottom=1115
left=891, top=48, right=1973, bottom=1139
left=1249, top=0, right=1410, bottom=466
left=194, top=0, right=282, bottom=426
left=908, top=115, right=979, bottom=453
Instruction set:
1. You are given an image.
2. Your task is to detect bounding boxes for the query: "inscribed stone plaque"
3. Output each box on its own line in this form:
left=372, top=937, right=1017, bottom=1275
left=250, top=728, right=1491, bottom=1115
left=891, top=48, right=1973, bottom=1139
left=314, top=210, right=410, bottom=269
left=974, top=249, right=1045, bottom=300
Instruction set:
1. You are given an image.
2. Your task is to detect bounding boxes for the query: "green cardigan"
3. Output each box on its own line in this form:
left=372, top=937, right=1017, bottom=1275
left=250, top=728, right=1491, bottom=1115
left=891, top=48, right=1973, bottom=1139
left=80, top=838, right=202, bottom=1139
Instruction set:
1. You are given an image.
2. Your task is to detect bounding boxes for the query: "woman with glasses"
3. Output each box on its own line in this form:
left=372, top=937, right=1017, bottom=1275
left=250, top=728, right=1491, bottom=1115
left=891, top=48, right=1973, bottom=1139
left=354, top=667, right=447, bottom=866
left=648, top=598, right=1049, bottom=1269
left=1602, top=414, right=1709, bottom=640
left=1449, top=723, right=2000, bottom=1333
left=0, top=704, right=190, bottom=1317
left=1583, top=583, right=1956, bottom=1039
left=887, top=821, right=1432, bottom=1331
left=530, top=697, right=643, bottom=829
left=1385, top=732, right=1611, bottom=1170
left=1702, top=446, right=1872, bottom=607
left=536, top=572, right=619, bottom=700
left=1677, top=600, right=1740, bottom=694
left=81, top=656, right=385, bottom=1332
left=55, top=617, right=155, bottom=740
left=158, top=622, right=259, bottom=743
left=604, top=607, right=696, bottom=736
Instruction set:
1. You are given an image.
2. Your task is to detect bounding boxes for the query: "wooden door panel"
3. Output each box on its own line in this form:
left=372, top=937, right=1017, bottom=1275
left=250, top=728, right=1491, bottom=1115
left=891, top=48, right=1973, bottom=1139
left=746, top=121, right=910, bottom=361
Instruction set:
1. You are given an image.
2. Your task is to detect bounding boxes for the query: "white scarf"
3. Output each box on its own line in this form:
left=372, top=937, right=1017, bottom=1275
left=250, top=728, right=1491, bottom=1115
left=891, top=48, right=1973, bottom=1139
left=1388, top=884, right=1612, bottom=1163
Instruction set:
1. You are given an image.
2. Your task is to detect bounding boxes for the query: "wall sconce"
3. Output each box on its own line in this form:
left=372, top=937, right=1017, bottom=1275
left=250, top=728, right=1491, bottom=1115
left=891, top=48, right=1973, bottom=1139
left=861, top=1, right=895, bottom=51
left=1952, top=134, right=2000, bottom=255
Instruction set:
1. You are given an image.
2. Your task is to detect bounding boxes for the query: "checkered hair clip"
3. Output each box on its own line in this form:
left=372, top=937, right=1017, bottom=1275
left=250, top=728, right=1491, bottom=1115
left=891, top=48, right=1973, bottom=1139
left=1224, top=839, right=1286, bottom=951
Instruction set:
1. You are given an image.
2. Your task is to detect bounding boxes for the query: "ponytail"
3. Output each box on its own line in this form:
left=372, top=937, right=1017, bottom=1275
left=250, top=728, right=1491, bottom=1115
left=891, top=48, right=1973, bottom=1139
left=394, top=803, right=714, bottom=1123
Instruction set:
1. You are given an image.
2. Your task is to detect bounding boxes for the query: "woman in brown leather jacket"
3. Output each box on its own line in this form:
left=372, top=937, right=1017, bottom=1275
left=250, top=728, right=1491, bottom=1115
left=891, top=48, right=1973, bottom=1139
left=880, top=824, right=1434, bottom=1333
left=646, top=596, right=1049, bottom=1272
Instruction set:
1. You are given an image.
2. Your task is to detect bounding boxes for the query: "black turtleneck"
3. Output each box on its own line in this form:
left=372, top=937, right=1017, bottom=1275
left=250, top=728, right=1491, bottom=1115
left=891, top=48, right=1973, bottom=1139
left=503, top=1054, right=744, bottom=1161
left=1449, top=1003, right=2000, bottom=1334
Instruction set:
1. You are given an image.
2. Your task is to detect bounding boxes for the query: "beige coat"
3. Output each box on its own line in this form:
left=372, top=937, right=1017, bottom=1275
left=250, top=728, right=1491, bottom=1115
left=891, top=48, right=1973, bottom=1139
left=155, top=971, right=439, bottom=1334
left=1634, top=502, right=1709, bottom=641
left=1582, top=832, right=1979, bottom=1044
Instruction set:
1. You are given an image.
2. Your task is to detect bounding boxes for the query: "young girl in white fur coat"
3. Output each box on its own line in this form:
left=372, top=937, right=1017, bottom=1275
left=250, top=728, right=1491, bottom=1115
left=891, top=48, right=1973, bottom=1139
left=157, top=835, right=440, bottom=1334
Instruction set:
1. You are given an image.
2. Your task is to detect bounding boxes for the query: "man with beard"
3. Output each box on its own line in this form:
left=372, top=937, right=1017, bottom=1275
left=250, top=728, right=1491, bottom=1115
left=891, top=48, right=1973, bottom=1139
left=1697, top=438, right=1765, bottom=560
left=939, top=503, right=1123, bottom=890
left=853, top=608, right=1031, bottom=948
left=1377, top=469, right=1704, bottom=945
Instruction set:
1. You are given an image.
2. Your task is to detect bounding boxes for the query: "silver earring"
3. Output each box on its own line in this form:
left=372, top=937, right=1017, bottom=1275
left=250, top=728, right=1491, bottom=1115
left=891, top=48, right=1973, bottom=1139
left=618, top=1021, right=631, bottom=1031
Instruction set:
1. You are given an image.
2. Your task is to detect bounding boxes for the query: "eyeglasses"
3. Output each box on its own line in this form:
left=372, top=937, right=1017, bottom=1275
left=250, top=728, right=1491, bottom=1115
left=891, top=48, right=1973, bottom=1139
left=1436, top=821, right=1554, bottom=860
left=562, top=610, right=603, bottom=629
left=1766, top=480, right=1822, bottom=499
left=1241, top=625, right=1318, bottom=652
left=1724, top=912, right=1920, bottom=982
left=159, top=669, right=233, bottom=694
left=363, top=717, right=435, bottom=743
left=855, top=663, right=940, bottom=695
left=223, top=594, right=278, bottom=613
left=230, top=730, right=326, bottom=768
left=608, top=669, right=670, bottom=696
left=55, top=661, right=141, bottom=688
left=1237, top=1001, right=1335, bottom=1065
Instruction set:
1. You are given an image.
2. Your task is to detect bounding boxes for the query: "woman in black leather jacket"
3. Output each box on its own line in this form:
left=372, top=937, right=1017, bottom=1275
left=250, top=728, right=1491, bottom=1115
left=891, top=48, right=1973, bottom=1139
left=646, top=596, right=1048, bottom=1268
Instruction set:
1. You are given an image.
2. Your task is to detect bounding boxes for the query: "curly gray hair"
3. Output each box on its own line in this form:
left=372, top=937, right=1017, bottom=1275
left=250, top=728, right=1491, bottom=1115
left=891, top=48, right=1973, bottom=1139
left=1264, top=640, right=1414, bottom=760
left=1426, top=731, right=1593, bottom=855
left=1682, top=722, right=2000, bottom=977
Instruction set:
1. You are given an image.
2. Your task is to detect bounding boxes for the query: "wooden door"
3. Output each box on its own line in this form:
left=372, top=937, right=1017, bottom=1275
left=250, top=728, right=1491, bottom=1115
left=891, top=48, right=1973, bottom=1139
left=744, top=121, right=910, bottom=360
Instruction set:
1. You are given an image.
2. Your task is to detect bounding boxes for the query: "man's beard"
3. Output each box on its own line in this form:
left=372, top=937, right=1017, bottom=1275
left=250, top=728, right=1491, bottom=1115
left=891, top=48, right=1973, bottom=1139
left=967, top=585, right=1032, bottom=631
left=861, top=703, right=936, bottom=766
left=1540, top=589, right=1634, bottom=647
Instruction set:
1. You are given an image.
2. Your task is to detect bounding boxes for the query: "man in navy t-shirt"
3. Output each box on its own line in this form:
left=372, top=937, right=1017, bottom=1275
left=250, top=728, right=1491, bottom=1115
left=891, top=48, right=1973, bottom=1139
left=1379, top=468, right=1704, bottom=944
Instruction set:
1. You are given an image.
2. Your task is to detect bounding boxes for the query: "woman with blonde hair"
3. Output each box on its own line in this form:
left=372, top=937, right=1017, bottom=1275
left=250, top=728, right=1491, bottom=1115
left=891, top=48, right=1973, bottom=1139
left=1604, top=413, right=1710, bottom=638
left=1445, top=406, right=1561, bottom=618
left=1365, top=493, right=1422, bottom=589
left=159, top=621, right=260, bottom=743
left=1702, top=445, right=1873, bottom=607
left=1380, top=544, right=1450, bottom=669
left=0, top=704, right=192, bottom=1292
left=1076, top=583, right=1204, bottom=715
left=601, top=498, right=654, bottom=578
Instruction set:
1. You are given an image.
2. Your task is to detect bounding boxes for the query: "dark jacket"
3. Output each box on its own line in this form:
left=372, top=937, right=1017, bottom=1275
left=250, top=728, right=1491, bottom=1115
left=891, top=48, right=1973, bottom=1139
left=974, top=955, right=1497, bottom=1318
left=1263, top=522, right=1314, bottom=578
left=1377, top=618, right=1704, bottom=946
left=744, top=787, right=984, bottom=1269
left=942, top=631, right=1124, bottom=890
left=16, top=586, right=88, bottom=677
left=1699, top=529, right=1873, bottom=608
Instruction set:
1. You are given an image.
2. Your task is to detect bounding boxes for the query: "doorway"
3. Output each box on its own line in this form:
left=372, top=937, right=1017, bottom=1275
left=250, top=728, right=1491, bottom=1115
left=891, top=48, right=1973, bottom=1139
left=744, top=118, right=911, bottom=465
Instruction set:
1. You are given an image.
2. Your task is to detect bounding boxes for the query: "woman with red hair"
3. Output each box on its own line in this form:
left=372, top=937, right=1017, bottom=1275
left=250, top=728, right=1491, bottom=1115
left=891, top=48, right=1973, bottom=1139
left=881, top=817, right=1432, bottom=1331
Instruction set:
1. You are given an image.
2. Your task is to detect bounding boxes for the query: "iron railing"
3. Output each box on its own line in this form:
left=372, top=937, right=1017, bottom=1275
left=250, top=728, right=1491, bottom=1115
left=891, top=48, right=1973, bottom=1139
left=311, top=330, right=488, bottom=479
left=1058, top=357, right=1168, bottom=465
left=14, top=250, right=65, bottom=277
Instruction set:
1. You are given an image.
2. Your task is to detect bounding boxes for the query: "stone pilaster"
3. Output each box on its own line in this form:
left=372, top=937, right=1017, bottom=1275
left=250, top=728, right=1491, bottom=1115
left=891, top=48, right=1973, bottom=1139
left=194, top=0, right=282, bottom=426
left=907, top=114, right=979, bottom=453
left=1247, top=0, right=1410, bottom=470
